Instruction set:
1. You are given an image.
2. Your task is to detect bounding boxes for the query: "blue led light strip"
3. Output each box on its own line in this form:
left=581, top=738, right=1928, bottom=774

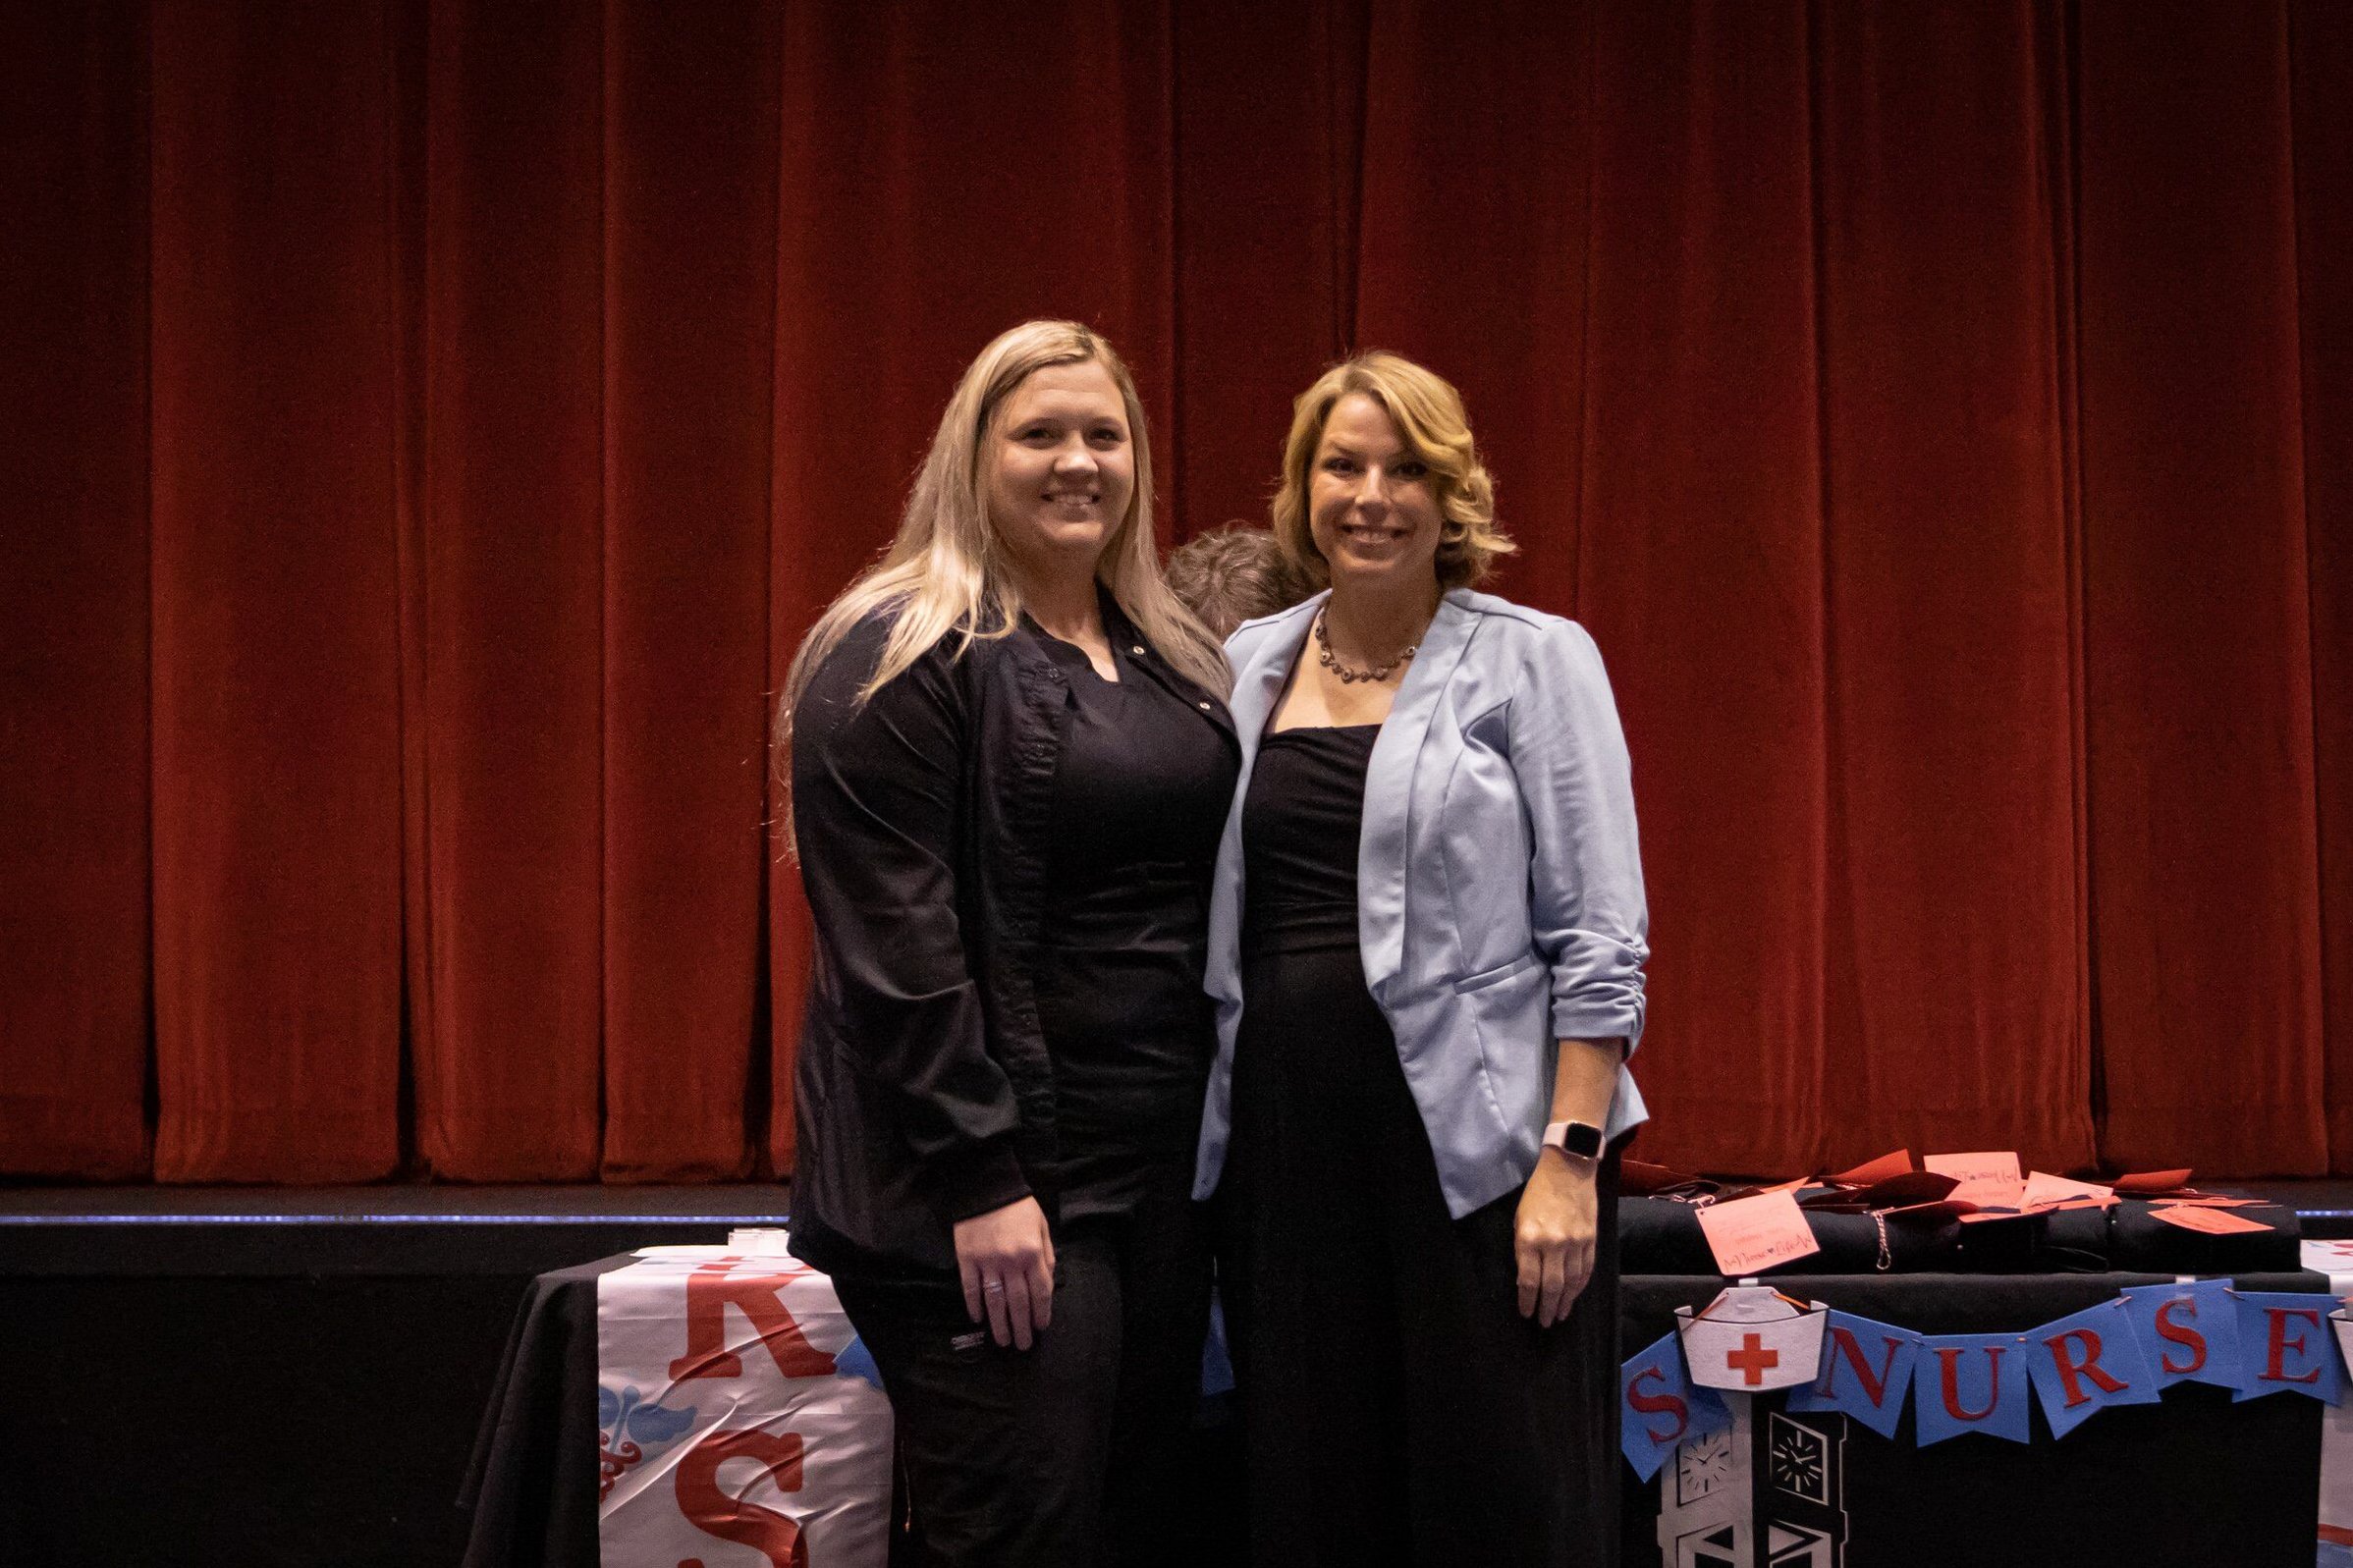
left=0, top=1213, right=792, bottom=1225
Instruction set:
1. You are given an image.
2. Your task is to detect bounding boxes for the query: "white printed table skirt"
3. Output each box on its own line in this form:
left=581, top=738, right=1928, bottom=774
left=597, top=1246, right=893, bottom=1568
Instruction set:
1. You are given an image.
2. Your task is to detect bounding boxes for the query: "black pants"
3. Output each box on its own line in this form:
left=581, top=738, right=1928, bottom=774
left=830, top=1197, right=1210, bottom=1568
left=1222, top=940, right=1625, bottom=1568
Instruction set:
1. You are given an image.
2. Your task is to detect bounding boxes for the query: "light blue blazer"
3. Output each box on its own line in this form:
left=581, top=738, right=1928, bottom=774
left=1192, top=588, right=1651, bottom=1218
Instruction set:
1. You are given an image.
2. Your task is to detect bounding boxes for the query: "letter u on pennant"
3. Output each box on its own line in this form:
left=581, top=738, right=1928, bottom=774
left=1912, top=1332, right=2031, bottom=1445
left=1938, top=1345, right=2001, bottom=1421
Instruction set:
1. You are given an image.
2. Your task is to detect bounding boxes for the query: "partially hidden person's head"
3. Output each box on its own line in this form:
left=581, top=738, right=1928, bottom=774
left=783, top=321, right=1228, bottom=750
left=1271, top=351, right=1513, bottom=598
left=1165, top=523, right=1313, bottom=639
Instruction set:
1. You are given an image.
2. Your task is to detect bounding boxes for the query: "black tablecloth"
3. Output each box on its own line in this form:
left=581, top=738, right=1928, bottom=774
left=1618, top=1194, right=2305, bottom=1274
left=462, top=1261, right=2328, bottom=1568
left=459, top=1259, right=631, bottom=1568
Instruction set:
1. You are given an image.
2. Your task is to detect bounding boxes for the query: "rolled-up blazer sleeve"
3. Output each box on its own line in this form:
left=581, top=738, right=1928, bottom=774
left=1505, top=620, right=1651, bottom=1054
left=792, top=639, right=1029, bottom=1221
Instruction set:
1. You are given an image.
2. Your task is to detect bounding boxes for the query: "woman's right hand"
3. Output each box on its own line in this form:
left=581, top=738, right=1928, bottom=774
left=953, top=1196, right=1056, bottom=1350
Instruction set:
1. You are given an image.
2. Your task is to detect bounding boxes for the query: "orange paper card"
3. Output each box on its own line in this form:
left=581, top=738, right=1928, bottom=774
left=2150, top=1204, right=2272, bottom=1236
left=1696, top=1189, right=1823, bottom=1275
left=1924, top=1151, right=2024, bottom=1210
left=2022, top=1171, right=2114, bottom=1210
left=1828, top=1150, right=1913, bottom=1187
left=2112, top=1168, right=2195, bottom=1195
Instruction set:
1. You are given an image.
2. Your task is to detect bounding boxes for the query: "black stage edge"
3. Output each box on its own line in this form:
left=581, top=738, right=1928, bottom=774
left=0, top=1185, right=790, bottom=1568
left=2, top=1179, right=2346, bottom=1568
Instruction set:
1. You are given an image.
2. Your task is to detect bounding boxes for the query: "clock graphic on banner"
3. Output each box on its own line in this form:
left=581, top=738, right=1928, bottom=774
left=1676, top=1426, right=1736, bottom=1505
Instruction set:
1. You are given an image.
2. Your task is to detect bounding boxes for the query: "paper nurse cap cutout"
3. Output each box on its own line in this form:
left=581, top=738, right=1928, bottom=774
left=1675, top=1279, right=1830, bottom=1392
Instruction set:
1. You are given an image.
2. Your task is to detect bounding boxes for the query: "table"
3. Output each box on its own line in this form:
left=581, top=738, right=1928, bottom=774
left=1621, top=1271, right=2326, bottom=1568
left=461, top=1260, right=2326, bottom=1568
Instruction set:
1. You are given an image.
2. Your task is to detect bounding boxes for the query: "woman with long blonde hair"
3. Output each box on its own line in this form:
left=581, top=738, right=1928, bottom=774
left=783, top=320, right=1234, bottom=1567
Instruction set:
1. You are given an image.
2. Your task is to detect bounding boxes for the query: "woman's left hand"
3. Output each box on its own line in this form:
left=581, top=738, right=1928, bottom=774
left=1515, top=1151, right=1598, bottom=1327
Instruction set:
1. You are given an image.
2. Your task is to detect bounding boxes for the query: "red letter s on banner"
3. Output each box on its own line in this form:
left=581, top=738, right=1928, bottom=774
left=675, top=1426, right=807, bottom=1568
left=1625, top=1366, right=1690, bottom=1446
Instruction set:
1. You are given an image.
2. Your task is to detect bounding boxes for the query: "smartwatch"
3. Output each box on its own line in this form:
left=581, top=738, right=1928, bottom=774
left=1542, top=1119, right=1605, bottom=1162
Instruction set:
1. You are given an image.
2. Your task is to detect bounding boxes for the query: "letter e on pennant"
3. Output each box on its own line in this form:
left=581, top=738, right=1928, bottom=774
left=2265, top=1306, right=2323, bottom=1385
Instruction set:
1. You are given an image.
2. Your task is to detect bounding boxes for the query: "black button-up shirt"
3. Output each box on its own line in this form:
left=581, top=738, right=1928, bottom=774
left=788, top=594, right=1234, bottom=1277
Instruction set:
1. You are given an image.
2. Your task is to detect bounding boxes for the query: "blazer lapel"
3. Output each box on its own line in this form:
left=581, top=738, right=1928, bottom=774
left=1358, top=590, right=1479, bottom=1000
left=1202, top=594, right=1323, bottom=1011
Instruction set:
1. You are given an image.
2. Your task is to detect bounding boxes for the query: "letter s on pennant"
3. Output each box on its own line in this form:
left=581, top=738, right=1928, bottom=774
left=1625, top=1366, right=1689, bottom=1446
left=2153, top=1297, right=2208, bottom=1376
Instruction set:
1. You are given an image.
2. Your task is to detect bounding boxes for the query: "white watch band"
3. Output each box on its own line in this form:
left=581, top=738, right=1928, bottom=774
left=1543, top=1119, right=1603, bottom=1161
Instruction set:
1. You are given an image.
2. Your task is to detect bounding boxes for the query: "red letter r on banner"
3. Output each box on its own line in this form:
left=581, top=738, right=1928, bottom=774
left=2042, top=1328, right=2129, bottom=1409
left=669, top=1262, right=840, bottom=1382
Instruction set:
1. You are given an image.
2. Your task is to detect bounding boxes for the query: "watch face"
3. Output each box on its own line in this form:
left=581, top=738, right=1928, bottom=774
left=1561, top=1122, right=1604, bottom=1159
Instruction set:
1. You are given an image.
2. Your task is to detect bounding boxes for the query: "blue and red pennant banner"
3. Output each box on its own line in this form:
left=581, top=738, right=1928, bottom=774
left=2021, top=1300, right=2161, bottom=1438
left=1626, top=1288, right=2352, bottom=1465
left=1620, top=1331, right=1733, bottom=1481
left=2233, top=1292, right=2349, bottom=1405
left=1785, top=1312, right=1920, bottom=1439
left=1913, top=1332, right=2034, bottom=1445
left=2118, top=1279, right=2244, bottom=1391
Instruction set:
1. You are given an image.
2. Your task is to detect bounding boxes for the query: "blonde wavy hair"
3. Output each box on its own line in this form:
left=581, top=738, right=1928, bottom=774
left=1271, top=351, right=1513, bottom=591
left=778, top=320, right=1228, bottom=843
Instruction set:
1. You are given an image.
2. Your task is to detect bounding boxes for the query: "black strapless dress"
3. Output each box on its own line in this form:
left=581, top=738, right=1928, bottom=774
left=1221, top=724, right=1622, bottom=1568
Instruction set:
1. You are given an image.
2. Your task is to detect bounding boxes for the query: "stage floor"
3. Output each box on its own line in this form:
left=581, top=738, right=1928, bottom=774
left=4, top=1178, right=2345, bottom=1219
left=2, top=1178, right=2347, bottom=1272
left=0, top=1183, right=790, bottom=1275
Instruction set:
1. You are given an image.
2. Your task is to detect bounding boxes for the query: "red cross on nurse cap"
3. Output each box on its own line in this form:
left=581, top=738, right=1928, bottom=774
left=1675, top=1280, right=1831, bottom=1393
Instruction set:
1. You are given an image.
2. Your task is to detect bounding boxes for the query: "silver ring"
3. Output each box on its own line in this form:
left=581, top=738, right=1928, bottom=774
left=984, top=1280, right=1006, bottom=1293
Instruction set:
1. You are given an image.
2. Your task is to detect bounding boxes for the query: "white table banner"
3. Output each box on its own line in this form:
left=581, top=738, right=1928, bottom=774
left=597, top=1246, right=893, bottom=1568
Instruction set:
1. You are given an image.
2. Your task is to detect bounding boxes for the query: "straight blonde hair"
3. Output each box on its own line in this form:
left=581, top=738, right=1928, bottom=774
left=778, top=320, right=1228, bottom=844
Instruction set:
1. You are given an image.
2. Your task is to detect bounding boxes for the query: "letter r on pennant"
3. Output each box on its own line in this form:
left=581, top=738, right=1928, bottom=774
left=2042, top=1328, right=2128, bottom=1408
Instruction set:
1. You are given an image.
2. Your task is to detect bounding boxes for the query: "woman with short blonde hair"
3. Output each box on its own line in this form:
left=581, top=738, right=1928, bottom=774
left=787, top=320, right=1238, bottom=1566
left=1268, top=350, right=1516, bottom=592
left=1200, top=350, right=1648, bottom=1566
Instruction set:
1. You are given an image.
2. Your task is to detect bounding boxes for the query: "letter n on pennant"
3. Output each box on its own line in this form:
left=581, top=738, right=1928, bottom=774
left=1787, top=1312, right=1918, bottom=1440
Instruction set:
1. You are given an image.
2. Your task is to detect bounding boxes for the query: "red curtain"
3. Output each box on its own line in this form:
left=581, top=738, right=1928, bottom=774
left=2, top=0, right=2345, bottom=1182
